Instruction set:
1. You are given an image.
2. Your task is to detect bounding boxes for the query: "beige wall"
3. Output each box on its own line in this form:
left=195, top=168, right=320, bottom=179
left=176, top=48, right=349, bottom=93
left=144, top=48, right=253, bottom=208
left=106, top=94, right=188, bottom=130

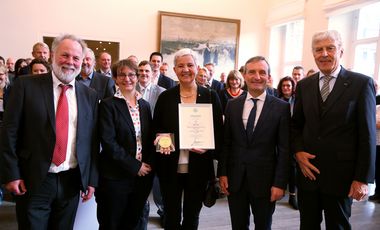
left=0, top=0, right=372, bottom=80
left=0, top=0, right=267, bottom=68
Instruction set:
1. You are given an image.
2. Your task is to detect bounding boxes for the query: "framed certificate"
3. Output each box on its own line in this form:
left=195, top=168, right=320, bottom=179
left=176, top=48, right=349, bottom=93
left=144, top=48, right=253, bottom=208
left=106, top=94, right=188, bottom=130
left=178, top=104, right=215, bottom=149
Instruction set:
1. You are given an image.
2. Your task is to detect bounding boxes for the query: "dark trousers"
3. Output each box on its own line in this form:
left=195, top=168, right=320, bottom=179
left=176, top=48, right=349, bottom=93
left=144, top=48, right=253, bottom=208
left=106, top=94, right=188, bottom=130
left=298, top=188, right=352, bottom=230
left=375, top=145, right=380, bottom=194
left=160, top=173, right=207, bottom=230
left=288, top=160, right=297, bottom=194
left=14, top=169, right=80, bottom=230
left=227, top=179, right=275, bottom=230
left=96, top=175, right=153, bottom=230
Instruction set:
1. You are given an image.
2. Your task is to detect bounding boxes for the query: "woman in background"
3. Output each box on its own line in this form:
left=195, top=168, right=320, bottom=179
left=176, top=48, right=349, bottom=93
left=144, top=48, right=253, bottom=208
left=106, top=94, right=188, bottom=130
left=13, top=58, right=27, bottom=78
left=277, top=76, right=298, bottom=210
left=195, top=66, right=210, bottom=88
left=218, top=70, right=246, bottom=113
left=29, top=58, right=51, bottom=75
left=153, top=48, right=223, bottom=230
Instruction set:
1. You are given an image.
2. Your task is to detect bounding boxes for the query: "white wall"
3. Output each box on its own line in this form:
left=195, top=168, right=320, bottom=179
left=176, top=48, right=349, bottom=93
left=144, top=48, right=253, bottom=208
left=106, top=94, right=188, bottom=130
left=0, top=0, right=268, bottom=70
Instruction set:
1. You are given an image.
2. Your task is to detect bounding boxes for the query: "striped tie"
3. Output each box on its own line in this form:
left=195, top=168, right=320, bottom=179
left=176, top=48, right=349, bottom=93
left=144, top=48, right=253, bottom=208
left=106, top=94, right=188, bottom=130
left=321, top=75, right=332, bottom=102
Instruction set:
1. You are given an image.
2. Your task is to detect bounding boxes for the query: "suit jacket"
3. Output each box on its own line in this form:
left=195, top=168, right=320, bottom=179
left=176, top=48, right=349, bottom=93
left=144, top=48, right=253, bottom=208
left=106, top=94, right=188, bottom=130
left=211, top=79, right=224, bottom=93
left=291, top=67, right=376, bottom=196
left=218, top=94, right=290, bottom=197
left=76, top=72, right=115, bottom=100
left=158, top=74, right=176, bottom=89
left=0, top=73, right=99, bottom=194
left=98, top=97, right=154, bottom=179
left=153, top=85, right=223, bottom=183
left=136, top=84, right=165, bottom=114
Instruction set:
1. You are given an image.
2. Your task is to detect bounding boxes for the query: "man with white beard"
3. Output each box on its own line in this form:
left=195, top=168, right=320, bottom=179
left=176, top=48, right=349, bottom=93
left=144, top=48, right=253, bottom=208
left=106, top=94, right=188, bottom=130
left=77, top=48, right=114, bottom=100
left=0, top=34, right=99, bottom=230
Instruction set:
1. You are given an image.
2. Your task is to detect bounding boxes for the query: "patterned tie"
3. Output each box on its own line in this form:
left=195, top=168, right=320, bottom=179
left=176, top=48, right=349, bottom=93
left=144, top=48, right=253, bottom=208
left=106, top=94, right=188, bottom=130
left=321, top=75, right=333, bottom=102
left=52, top=84, right=70, bottom=166
left=246, top=98, right=258, bottom=139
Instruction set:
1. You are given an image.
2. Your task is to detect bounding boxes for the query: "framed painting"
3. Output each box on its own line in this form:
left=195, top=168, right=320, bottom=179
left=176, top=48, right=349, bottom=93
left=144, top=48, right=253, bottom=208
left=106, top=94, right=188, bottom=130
left=159, top=11, right=240, bottom=80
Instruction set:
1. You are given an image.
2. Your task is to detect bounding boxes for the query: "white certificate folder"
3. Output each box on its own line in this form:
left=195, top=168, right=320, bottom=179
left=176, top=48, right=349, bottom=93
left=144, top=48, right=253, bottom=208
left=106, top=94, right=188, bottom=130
left=178, top=103, right=215, bottom=149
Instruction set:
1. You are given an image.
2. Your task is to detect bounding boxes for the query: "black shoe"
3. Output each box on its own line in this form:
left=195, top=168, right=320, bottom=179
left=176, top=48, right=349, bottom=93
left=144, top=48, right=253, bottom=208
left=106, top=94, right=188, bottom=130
left=288, top=195, right=299, bottom=210
left=369, top=193, right=380, bottom=201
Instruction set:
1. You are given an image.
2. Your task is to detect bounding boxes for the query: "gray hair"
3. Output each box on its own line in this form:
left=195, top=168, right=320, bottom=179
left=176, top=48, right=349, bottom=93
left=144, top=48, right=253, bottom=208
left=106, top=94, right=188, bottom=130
left=85, top=48, right=95, bottom=61
left=51, top=34, right=87, bottom=57
left=312, top=30, right=343, bottom=50
left=173, top=48, right=198, bottom=66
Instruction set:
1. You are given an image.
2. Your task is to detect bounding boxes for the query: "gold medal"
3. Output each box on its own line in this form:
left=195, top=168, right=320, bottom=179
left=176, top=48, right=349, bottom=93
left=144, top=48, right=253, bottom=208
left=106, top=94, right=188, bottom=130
left=159, top=136, right=172, bottom=148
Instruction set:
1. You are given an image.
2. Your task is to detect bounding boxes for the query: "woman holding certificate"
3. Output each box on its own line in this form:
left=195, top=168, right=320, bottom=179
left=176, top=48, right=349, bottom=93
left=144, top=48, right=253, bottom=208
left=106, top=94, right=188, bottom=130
left=96, top=59, right=154, bottom=230
left=153, top=48, right=223, bottom=230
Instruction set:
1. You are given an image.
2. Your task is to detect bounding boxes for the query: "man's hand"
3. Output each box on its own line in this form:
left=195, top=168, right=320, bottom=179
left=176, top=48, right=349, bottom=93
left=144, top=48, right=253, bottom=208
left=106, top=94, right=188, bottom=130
left=295, top=151, right=320, bottom=180
left=81, top=186, right=95, bottom=202
left=5, top=179, right=27, bottom=195
left=270, top=186, right=285, bottom=202
left=137, top=163, right=152, bottom=176
left=219, top=176, right=230, bottom=196
left=348, top=180, right=368, bottom=201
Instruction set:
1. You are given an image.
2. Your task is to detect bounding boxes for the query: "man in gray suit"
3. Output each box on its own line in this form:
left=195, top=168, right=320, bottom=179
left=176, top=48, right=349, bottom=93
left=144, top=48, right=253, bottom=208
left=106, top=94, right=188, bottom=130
left=136, top=60, right=165, bottom=114
left=77, top=48, right=114, bottom=100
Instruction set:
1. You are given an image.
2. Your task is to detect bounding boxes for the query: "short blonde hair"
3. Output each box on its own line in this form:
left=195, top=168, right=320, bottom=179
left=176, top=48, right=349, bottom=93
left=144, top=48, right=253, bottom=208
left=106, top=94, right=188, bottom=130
left=226, top=70, right=244, bottom=89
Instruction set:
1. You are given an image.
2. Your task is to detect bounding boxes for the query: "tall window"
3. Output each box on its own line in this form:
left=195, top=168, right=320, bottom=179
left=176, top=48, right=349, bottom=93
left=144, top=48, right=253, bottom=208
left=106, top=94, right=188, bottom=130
left=269, top=20, right=304, bottom=85
left=329, top=1, right=380, bottom=80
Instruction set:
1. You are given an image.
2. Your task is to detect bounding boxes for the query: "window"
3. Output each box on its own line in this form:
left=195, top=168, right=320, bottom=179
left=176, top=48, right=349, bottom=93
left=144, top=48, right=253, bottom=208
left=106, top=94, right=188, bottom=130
left=269, top=20, right=304, bottom=85
left=329, top=1, right=380, bottom=80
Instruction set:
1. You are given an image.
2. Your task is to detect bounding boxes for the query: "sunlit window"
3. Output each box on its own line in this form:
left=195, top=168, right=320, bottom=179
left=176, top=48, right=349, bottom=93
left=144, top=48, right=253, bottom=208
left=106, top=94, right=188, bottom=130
left=357, top=2, right=380, bottom=39
left=269, top=20, right=304, bottom=85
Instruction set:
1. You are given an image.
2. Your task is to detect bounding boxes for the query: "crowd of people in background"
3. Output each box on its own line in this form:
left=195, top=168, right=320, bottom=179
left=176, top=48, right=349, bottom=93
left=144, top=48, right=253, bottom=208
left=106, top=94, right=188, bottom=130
left=0, top=29, right=378, bottom=230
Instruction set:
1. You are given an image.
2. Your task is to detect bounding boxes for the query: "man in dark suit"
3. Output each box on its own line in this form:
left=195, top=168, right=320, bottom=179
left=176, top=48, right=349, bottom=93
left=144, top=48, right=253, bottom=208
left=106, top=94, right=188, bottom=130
left=0, top=34, right=99, bottom=229
left=77, top=48, right=115, bottom=100
left=291, top=30, right=376, bottom=229
left=218, top=56, right=290, bottom=230
left=149, top=52, right=176, bottom=89
left=205, top=62, right=224, bottom=93
left=96, top=51, right=113, bottom=78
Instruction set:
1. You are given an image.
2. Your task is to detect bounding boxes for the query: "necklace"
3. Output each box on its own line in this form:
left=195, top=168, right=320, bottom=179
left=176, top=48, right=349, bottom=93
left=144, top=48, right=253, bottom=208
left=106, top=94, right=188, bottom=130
left=228, top=88, right=241, bottom=97
left=180, top=93, right=194, bottom=98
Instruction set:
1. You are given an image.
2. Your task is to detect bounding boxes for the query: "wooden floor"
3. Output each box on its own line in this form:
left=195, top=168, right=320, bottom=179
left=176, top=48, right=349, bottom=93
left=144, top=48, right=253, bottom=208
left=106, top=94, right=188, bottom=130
left=1, top=193, right=380, bottom=230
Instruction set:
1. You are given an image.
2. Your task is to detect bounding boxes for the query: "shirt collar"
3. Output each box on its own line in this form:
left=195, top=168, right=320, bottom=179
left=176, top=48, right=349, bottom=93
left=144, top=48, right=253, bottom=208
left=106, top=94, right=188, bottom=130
left=246, top=90, right=266, bottom=102
left=139, top=82, right=151, bottom=91
left=52, top=71, right=75, bottom=89
left=77, top=71, right=94, bottom=81
left=319, top=65, right=341, bottom=80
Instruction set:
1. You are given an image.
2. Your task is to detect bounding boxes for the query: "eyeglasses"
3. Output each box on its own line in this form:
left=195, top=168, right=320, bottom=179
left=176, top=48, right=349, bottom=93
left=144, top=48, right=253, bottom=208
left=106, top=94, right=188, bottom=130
left=117, top=72, right=137, bottom=79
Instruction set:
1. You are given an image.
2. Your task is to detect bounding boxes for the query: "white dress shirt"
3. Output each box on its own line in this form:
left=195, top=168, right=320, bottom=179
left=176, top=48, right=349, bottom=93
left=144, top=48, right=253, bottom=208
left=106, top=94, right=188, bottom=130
left=242, top=90, right=266, bottom=131
left=49, top=73, right=78, bottom=173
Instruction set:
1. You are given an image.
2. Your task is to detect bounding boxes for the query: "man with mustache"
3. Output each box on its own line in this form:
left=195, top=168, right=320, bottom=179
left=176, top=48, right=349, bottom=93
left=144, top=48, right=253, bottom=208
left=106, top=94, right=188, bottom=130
left=0, top=34, right=99, bottom=230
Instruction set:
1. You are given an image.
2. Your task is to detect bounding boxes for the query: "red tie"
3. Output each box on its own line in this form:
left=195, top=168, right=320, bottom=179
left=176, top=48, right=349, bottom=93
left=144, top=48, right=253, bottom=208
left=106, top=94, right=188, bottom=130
left=52, top=84, right=70, bottom=166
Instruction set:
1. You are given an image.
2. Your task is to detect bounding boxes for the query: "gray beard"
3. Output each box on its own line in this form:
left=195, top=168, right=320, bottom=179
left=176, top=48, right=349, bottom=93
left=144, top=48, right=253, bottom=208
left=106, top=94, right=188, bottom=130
left=52, top=62, right=81, bottom=84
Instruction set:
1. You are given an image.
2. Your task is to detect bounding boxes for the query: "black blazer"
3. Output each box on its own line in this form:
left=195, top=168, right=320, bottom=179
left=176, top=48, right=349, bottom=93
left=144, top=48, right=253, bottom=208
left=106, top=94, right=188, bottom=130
left=98, top=97, right=154, bottom=179
left=218, top=94, right=290, bottom=197
left=158, top=74, right=176, bottom=89
left=153, top=85, right=223, bottom=182
left=82, top=72, right=115, bottom=100
left=291, top=67, right=376, bottom=196
left=0, top=73, right=99, bottom=194
left=211, top=79, right=224, bottom=93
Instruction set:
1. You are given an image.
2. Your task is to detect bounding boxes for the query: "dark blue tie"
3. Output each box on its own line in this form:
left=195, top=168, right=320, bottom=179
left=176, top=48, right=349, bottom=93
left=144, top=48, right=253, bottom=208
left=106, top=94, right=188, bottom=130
left=246, top=98, right=258, bottom=139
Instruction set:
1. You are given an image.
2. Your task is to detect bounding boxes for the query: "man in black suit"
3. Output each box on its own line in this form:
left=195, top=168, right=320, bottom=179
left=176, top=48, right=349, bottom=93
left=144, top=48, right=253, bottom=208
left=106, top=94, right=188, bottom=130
left=96, top=51, right=113, bottom=78
left=205, top=62, right=224, bottom=93
left=77, top=48, right=115, bottom=100
left=218, top=56, right=290, bottom=230
left=0, top=34, right=99, bottom=229
left=149, top=52, right=176, bottom=89
left=291, top=30, right=376, bottom=229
